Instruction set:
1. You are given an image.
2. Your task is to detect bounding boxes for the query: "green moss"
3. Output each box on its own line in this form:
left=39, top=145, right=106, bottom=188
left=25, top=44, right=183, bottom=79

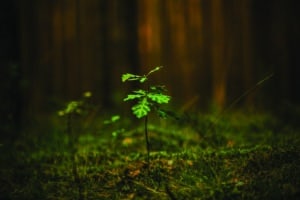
left=1, top=110, right=300, bottom=199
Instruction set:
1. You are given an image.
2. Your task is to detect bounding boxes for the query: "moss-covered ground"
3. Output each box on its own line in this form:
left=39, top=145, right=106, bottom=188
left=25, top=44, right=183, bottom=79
left=1, top=108, right=300, bottom=199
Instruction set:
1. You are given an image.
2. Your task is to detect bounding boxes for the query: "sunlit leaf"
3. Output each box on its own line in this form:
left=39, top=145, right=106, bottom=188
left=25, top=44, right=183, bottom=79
left=147, top=93, right=171, bottom=104
left=123, top=90, right=146, bottom=101
left=132, top=98, right=151, bottom=118
left=122, top=73, right=141, bottom=82
left=139, top=76, right=147, bottom=83
left=111, top=115, right=120, bottom=122
left=122, top=66, right=171, bottom=119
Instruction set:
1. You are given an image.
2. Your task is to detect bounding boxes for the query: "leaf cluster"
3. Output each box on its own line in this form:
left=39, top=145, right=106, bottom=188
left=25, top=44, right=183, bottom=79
left=58, top=91, right=92, bottom=116
left=122, top=67, right=171, bottom=118
left=122, top=66, right=162, bottom=83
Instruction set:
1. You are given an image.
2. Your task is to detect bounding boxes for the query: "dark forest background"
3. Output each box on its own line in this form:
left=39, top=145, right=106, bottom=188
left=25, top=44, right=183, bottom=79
left=1, top=0, right=300, bottom=135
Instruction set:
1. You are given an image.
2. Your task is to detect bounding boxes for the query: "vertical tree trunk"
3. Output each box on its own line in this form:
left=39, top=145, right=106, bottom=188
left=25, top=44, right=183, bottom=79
left=19, top=0, right=45, bottom=116
left=167, top=0, right=196, bottom=104
left=138, top=0, right=163, bottom=70
left=211, top=0, right=227, bottom=108
left=62, top=0, right=80, bottom=99
left=270, top=1, right=290, bottom=102
left=102, top=0, right=139, bottom=108
left=17, top=0, right=298, bottom=118
left=241, top=0, right=254, bottom=106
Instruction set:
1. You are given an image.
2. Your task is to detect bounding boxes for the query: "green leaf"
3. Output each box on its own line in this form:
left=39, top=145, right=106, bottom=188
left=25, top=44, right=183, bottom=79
left=103, top=115, right=121, bottom=124
left=111, top=115, right=120, bottom=122
left=122, top=66, right=163, bottom=82
left=122, top=73, right=133, bottom=82
left=132, top=98, right=151, bottom=118
left=65, top=101, right=82, bottom=114
left=83, top=91, right=92, bottom=98
left=147, top=93, right=171, bottom=104
left=123, top=90, right=146, bottom=101
left=139, top=76, right=147, bottom=83
left=122, top=73, right=140, bottom=82
left=124, top=94, right=142, bottom=101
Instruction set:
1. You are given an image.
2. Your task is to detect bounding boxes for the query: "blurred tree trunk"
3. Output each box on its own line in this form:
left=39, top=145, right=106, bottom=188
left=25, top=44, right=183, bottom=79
left=19, top=0, right=48, bottom=117
left=0, top=0, right=21, bottom=139
left=17, top=0, right=299, bottom=119
left=138, top=0, right=207, bottom=109
left=252, top=0, right=297, bottom=107
left=241, top=0, right=254, bottom=106
left=19, top=0, right=138, bottom=117
left=138, top=0, right=162, bottom=69
left=211, top=0, right=227, bottom=108
left=225, top=0, right=255, bottom=107
left=103, top=0, right=138, bottom=107
left=270, top=1, right=290, bottom=102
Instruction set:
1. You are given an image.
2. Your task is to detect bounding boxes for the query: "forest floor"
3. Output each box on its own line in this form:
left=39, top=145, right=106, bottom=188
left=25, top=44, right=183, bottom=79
left=1, top=108, right=300, bottom=200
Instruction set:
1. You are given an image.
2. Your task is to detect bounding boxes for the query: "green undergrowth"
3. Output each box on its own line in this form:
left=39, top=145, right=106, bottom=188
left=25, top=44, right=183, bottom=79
left=1, top=110, right=300, bottom=199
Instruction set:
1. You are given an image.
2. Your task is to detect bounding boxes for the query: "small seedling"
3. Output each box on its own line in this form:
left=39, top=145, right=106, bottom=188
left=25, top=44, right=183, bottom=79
left=122, top=66, right=171, bottom=166
left=58, top=91, right=92, bottom=117
left=58, top=91, right=92, bottom=200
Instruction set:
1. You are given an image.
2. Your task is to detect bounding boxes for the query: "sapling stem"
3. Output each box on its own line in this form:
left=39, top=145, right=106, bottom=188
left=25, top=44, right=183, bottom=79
left=144, top=115, right=150, bottom=166
left=58, top=93, right=92, bottom=200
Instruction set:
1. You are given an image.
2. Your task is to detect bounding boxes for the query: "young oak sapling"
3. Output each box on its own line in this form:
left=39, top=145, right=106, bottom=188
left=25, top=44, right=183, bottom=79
left=122, top=66, right=171, bottom=166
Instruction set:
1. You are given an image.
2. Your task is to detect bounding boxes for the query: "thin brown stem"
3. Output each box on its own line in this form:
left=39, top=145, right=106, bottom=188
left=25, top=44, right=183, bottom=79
left=144, top=115, right=150, bottom=167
